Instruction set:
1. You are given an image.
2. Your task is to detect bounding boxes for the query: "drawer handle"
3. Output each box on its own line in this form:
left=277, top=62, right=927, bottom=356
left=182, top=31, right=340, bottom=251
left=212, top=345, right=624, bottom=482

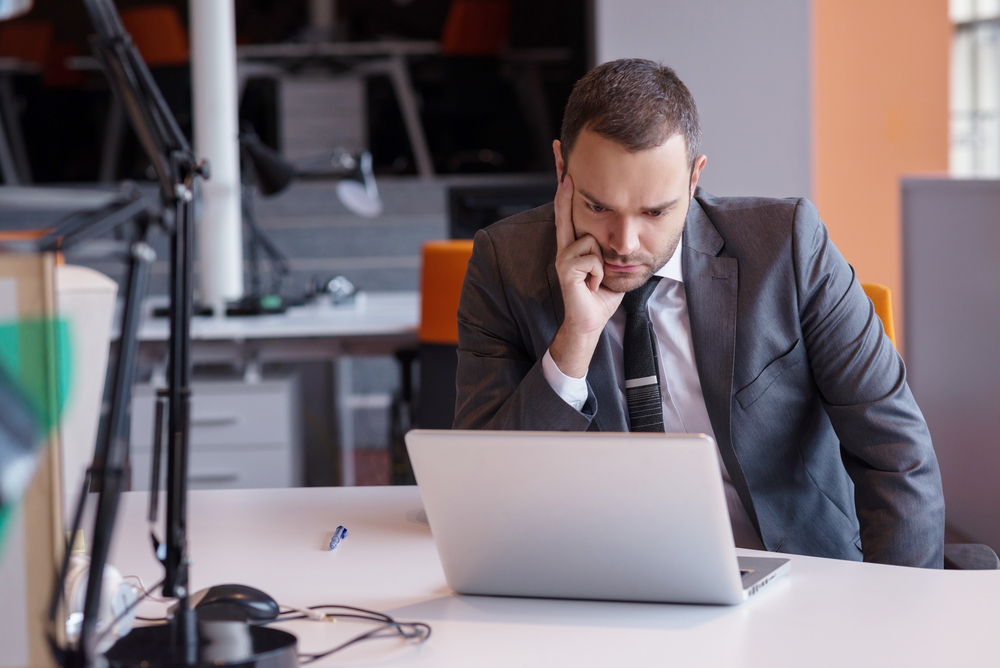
left=188, top=473, right=240, bottom=484
left=191, top=415, right=241, bottom=427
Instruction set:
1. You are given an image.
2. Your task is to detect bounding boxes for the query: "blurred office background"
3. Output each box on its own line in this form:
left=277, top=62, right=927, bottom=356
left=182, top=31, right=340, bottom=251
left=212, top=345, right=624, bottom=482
left=2, top=0, right=999, bottom=550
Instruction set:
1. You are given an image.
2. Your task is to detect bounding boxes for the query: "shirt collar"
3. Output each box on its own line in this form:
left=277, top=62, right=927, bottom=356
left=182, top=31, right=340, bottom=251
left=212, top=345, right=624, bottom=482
left=653, top=240, right=683, bottom=283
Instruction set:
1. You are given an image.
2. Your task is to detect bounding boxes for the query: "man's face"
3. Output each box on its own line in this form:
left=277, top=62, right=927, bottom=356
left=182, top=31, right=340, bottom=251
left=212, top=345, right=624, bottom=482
left=555, top=130, right=707, bottom=293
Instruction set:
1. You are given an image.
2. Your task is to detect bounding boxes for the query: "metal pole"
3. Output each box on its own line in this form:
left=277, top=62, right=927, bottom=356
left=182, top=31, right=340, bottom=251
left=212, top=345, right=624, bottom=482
left=79, top=236, right=154, bottom=662
left=163, top=183, right=197, bottom=662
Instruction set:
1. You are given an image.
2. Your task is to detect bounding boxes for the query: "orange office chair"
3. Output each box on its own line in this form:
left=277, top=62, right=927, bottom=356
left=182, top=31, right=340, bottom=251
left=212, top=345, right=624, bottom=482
left=389, top=240, right=474, bottom=484
left=860, top=281, right=997, bottom=569
left=417, top=239, right=474, bottom=429
left=0, top=19, right=53, bottom=66
left=101, top=5, right=191, bottom=182
left=861, top=283, right=896, bottom=348
left=120, top=5, right=189, bottom=67
left=440, top=0, right=511, bottom=57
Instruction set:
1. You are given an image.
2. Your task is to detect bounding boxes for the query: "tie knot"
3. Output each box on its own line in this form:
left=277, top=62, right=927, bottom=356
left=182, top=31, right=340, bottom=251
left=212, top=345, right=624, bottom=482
left=621, top=276, right=661, bottom=314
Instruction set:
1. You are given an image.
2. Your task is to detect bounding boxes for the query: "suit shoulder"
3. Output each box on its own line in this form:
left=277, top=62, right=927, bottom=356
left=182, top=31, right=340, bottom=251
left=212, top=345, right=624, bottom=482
left=695, top=191, right=821, bottom=239
left=463, top=202, right=556, bottom=326
left=480, top=202, right=555, bottom=238
left=474, top=202, right=556, bottom=259
left=691, top=191, right=828, bottom=269
left=696, top=190, right=807, bottom=219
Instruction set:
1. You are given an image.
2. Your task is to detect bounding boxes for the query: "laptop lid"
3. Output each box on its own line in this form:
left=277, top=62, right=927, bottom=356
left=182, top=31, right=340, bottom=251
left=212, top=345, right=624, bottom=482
left=406, top=430, right=785, bottom=605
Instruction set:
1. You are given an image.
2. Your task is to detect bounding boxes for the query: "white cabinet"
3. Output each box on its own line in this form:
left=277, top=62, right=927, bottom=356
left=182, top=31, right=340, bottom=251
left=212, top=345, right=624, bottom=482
left=129, top=377, right=301, bottom=491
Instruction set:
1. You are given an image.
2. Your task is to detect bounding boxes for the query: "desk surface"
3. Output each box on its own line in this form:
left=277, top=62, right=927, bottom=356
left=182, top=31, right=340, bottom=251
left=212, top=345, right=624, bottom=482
left=109, top=486, right=1000, bottom=667
left=136, top=291, right=419, bottom=342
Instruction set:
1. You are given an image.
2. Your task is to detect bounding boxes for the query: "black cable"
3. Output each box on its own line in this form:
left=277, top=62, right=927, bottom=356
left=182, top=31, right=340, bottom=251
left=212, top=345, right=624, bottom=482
left=270, top=604, right=431, bottom=664
left=298, top=622, right=431, bottom=664
left=298, top=621, right=431, bottom=664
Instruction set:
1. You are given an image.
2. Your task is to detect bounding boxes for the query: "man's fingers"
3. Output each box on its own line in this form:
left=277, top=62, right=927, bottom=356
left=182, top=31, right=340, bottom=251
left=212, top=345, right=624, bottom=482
left=574, top=231, right=602, bottom=259
left=586, top=259, right=604, bottom=292
left=554, top=173, right=576, bottom=251
left=556, top=232, right=608, bottom=293
left=561, top=254, right=604, bottom=290
left=556, top=231, right=602, bottom=262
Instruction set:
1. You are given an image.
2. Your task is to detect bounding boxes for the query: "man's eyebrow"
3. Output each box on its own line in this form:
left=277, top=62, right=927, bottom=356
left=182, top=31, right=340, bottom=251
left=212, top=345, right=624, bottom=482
left=645, top=197, right=681, bottom=212
left=577, top=188, right=614, bottom=210
left=577, top=190, right=682, bottom=213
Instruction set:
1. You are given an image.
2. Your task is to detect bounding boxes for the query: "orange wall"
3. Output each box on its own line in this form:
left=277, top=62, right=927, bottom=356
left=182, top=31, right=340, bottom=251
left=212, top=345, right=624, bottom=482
left=813, top=0, right=950, bottom=346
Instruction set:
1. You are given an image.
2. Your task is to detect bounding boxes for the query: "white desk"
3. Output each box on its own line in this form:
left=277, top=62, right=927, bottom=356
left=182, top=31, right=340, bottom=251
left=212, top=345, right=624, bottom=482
left=137, top=291, right=418, bottom=347
left=110, top=486, right=1000, bottom=667
left=135, top=291, right=419, bottom=485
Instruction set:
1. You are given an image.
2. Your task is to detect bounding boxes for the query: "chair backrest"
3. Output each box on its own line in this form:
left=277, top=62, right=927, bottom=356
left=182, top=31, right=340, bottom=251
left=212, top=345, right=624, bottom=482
left=861, top=282, right=896, bottom=348
left=0, top=19, right=53, bottom=65
left=121, top=5, right=189, bottom=67
left=440, top=0, right=511, bottom=57
left=419, top=240, right=474, bottom=345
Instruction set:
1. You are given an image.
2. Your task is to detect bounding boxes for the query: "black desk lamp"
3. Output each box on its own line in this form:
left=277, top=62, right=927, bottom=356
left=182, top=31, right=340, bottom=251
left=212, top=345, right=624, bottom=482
left=230, top=132, right=383, bottom=316
left=43, top=1, right=298, bottom=666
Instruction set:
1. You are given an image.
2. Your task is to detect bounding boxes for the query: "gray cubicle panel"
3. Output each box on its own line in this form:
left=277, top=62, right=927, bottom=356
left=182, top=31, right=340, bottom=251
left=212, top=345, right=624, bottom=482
left=902, top=178, right=1000, bottom=551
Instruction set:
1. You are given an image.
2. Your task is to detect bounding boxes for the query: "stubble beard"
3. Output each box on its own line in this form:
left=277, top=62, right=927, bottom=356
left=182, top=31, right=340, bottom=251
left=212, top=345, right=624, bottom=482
left=600, top=231, right=683, bottom=293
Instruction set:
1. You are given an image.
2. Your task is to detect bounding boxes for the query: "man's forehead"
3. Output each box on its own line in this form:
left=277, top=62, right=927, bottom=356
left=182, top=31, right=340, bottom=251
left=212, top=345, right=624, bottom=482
left=566, top=131, right=690, bottom=178
left=569, top=127, right=688, bottom=160
left=568, top=133, right=691, bottom=207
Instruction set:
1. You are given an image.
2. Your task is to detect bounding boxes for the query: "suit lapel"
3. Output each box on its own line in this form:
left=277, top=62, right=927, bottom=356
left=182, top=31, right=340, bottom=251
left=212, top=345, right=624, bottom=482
left=683, top=196, right=761, bottom=536
left=546, top=252, right=627, bottom=432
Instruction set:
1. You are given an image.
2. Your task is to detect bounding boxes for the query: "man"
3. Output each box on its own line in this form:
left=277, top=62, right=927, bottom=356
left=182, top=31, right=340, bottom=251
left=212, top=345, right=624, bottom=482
left=454, top=59, right=945, bottom=567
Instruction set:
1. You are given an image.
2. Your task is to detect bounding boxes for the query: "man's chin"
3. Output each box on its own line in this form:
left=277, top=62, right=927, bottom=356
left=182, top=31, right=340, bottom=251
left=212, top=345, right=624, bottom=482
left=602, top=272, right=653, bottom=293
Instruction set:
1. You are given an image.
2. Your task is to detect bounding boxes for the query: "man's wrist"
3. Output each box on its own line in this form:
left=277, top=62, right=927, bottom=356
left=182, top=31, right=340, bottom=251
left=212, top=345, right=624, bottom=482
left=549, top=325, right=601, bottom=379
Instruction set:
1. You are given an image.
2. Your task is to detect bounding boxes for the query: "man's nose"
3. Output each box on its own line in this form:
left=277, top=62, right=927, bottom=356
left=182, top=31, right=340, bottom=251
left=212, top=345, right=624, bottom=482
left=608, top=216, right=641, bottom=257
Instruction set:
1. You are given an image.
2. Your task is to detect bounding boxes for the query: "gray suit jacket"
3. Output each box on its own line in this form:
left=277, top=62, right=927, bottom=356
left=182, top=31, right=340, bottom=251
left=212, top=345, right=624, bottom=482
left=454, top=189, right=945, bottom=567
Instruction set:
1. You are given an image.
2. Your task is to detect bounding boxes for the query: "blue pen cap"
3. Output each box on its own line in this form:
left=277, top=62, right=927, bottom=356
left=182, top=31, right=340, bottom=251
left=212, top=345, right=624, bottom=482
left=329, top=525, right=348, bottom=551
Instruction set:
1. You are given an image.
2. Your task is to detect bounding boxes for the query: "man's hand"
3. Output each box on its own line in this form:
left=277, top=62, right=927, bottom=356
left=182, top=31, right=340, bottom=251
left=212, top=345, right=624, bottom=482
left=549, top=174, right=624, bottom=378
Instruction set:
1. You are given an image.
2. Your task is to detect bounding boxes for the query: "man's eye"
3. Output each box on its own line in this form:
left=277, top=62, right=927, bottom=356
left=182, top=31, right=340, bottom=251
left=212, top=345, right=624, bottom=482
left=587, top=203, right=605, bottom=213
left=647, top=210, right=665, bottom=218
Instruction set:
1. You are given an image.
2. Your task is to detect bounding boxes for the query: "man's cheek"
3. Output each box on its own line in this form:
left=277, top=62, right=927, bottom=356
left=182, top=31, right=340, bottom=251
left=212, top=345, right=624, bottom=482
left=571, top=217, right=594, bottom=242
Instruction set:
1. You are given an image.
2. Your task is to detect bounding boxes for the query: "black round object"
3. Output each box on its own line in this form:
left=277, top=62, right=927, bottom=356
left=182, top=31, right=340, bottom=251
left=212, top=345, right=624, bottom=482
left=104, top=622, right=298, bottom=668
left=193, top=584, right=281, bottom=622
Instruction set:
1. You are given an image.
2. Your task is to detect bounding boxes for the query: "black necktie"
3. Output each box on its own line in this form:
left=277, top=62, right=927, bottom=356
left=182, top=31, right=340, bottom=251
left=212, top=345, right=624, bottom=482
left=622, top=277, right=664, bottom=432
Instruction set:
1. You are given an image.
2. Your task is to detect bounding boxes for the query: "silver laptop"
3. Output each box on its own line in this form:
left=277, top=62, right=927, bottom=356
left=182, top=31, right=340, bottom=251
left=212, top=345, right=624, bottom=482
left=405, top=430, right=790, bottom=605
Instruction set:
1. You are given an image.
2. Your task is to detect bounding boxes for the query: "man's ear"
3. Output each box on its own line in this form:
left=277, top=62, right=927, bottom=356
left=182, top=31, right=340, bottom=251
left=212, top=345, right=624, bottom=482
left=689, top=154, right=707, bottom=198
left=553, top=139, right=565, bottom=183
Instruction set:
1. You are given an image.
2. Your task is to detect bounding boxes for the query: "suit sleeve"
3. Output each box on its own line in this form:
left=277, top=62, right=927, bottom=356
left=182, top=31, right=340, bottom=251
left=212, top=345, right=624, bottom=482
left=453, top=228, right=596, bottom=431
left=793, top=199, right=945, bottom=567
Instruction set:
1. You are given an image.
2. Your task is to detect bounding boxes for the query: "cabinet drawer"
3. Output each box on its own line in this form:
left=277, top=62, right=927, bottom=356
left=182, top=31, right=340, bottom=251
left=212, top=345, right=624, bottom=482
left=130, top=446, right=295, bottom=491
left=131, top=379, right=294, bottom=451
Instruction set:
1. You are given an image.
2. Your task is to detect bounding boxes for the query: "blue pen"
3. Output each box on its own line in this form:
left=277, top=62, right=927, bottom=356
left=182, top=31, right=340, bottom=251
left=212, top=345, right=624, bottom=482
left=329, top=525, right=348, bottom=551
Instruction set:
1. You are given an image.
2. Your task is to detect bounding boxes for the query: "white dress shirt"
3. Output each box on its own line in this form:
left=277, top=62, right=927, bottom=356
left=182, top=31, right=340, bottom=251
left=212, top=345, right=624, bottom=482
left=542, top=244, right=764, bottom=549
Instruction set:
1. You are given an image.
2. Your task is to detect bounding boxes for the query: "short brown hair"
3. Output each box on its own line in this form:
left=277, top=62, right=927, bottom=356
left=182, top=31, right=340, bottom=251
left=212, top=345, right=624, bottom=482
left=560, top=59, right=701, bottom=171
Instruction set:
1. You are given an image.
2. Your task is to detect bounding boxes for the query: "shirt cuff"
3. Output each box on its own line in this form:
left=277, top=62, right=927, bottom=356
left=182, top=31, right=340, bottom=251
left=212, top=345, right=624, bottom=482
left=542, top=348, right=589, bottom=412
